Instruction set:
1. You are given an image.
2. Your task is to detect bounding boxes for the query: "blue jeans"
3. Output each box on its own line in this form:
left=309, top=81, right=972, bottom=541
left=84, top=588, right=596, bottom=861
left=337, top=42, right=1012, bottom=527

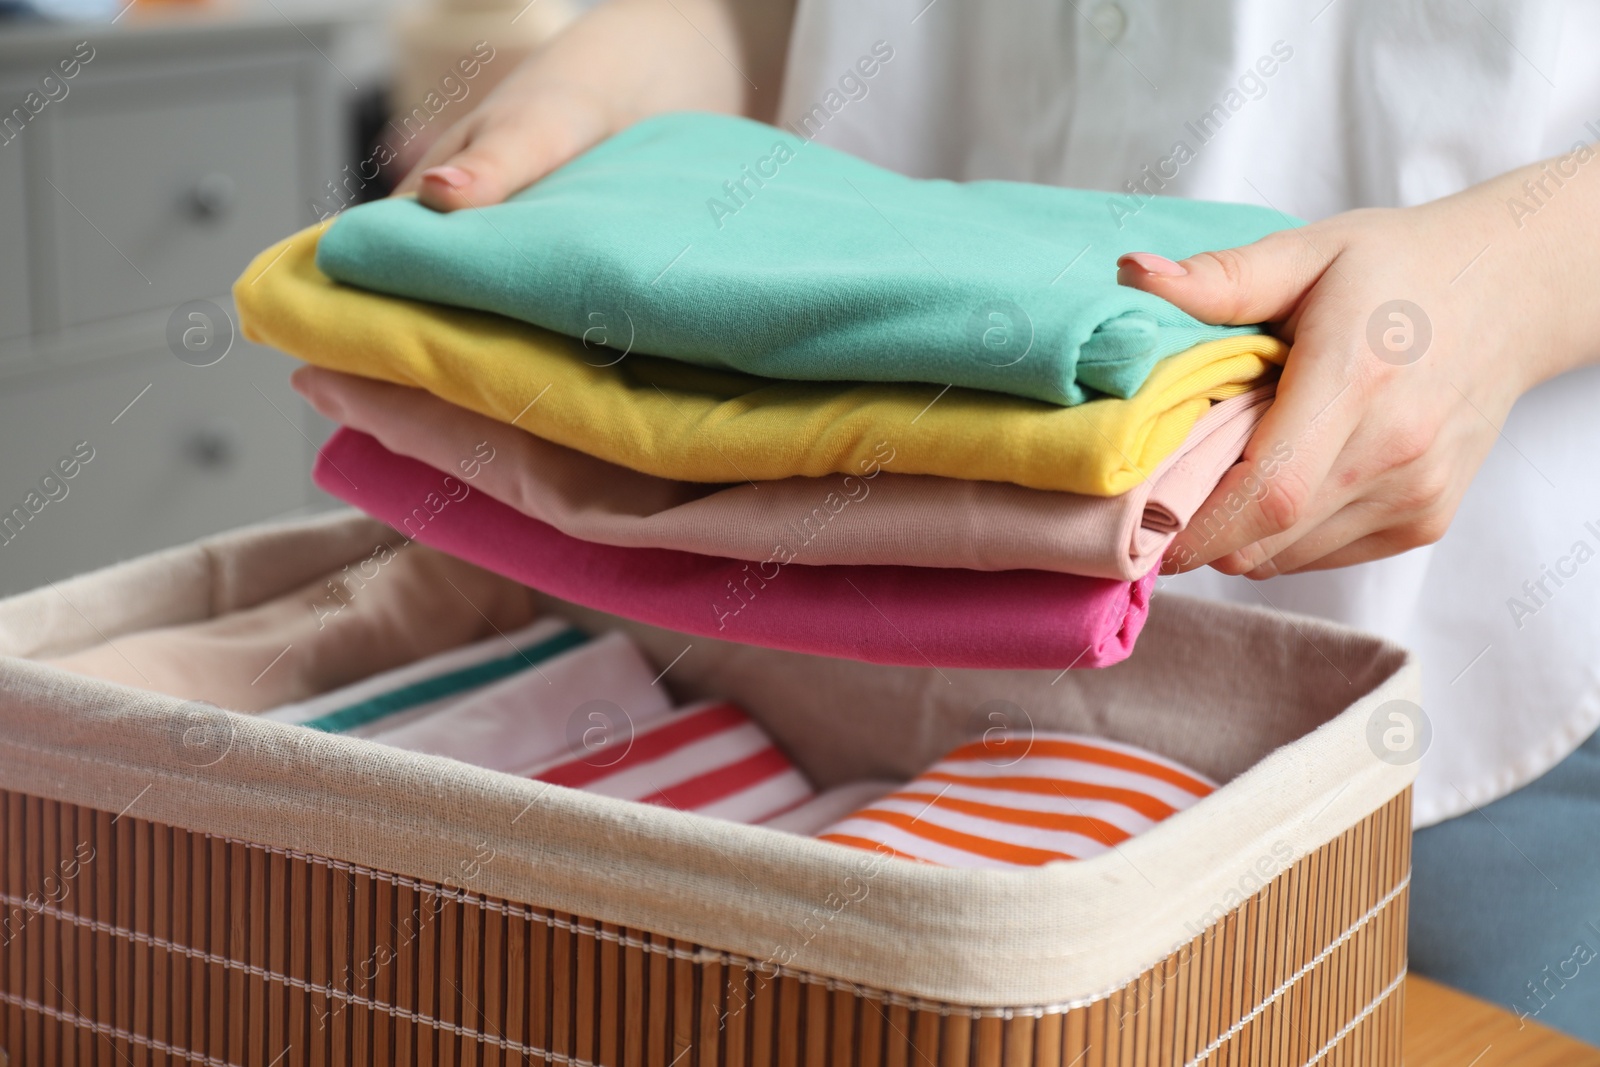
left=1411, top=726, right=1600, bottom=1045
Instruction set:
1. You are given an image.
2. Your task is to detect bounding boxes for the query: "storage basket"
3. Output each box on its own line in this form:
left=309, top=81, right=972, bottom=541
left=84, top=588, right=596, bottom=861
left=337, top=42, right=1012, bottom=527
left=0, top=512, right=1418, bottom=1067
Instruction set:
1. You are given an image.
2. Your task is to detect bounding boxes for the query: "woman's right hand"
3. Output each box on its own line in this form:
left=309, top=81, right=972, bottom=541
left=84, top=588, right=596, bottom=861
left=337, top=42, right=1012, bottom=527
left=395, top=0, right=795, bottom=212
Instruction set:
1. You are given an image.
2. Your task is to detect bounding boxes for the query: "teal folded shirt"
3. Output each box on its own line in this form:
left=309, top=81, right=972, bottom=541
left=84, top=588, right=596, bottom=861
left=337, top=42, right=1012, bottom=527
left=318, top=112, right=1295, bottom=406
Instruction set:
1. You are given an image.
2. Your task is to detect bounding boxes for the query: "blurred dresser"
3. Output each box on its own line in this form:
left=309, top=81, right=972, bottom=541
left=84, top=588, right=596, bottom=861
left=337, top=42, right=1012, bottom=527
left=0, top=5, right=368, bottom=595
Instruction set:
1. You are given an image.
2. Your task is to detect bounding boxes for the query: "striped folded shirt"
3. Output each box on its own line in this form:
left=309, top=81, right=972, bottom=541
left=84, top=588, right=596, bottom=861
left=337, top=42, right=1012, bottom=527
left=817, top=733, right=1215, bottom=868
left=530, top=700, right=814, bottom=824
left=261, top=618, right=587, bottom=736
left=758, top=780, right=900, bottom=836
left=369, top=630, right=673, bottom=774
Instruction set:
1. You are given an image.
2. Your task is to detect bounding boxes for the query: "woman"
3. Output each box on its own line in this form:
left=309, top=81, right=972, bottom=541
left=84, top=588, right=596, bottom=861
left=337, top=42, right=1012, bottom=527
left=398, top=0, right=1600, bottom=1040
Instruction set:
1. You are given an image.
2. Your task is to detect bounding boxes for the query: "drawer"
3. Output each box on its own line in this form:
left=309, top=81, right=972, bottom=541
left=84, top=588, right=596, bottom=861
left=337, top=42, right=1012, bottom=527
left=0, top=145, right=28, bottom=342
left=0, top=335, right=324, bottom=595
left=42, top=71, right=305, bottom=329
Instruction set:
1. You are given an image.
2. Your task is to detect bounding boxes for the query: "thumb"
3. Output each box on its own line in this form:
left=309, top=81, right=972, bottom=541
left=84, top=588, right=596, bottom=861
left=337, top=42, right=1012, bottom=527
left=1115, top=227, right=1332, bottom=327
left=397, top=93, right=613, bottom=212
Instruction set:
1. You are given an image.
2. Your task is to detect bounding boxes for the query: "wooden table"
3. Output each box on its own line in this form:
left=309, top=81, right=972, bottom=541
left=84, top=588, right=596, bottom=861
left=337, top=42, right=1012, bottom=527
left=1404, top=975, right=1600, bottom=1066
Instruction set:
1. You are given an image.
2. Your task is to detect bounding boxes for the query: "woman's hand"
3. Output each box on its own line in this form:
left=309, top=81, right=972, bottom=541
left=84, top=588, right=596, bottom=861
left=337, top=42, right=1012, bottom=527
left=395, top=0, right=795, bottom=212
left=1120, top=151, right=1600, bottom=578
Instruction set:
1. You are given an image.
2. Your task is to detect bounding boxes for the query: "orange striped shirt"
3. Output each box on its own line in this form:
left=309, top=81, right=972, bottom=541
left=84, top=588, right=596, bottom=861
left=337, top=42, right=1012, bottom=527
left=818, top=732, right=1214, bottom=868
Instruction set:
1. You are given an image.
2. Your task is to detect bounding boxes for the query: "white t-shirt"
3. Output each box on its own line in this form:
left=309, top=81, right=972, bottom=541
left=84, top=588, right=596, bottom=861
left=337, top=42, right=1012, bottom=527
left=777, top=0, right=1600, bottom=827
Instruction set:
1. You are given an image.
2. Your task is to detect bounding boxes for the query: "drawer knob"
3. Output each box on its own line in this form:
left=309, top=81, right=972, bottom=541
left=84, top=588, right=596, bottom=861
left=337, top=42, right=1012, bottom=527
left=181, top=428, right=238, bottom=471
left=185, top=173, right=237, bottom=223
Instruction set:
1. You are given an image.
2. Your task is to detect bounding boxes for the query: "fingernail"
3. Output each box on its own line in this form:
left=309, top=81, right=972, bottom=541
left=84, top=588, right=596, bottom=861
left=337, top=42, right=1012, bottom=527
left=421, top=165, right=472, bottom=190
left=1118, top=252, right=1187, bottom=277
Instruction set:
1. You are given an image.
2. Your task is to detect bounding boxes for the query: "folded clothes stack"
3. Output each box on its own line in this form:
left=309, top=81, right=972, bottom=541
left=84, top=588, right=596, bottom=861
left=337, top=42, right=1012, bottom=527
left=260, top=623, right=1212, bottom=866
left=236, top=111, right=1288, bottom=670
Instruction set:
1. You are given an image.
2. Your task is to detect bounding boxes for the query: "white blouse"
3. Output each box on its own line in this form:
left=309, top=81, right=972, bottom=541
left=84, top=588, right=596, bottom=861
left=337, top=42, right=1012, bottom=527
left=777, top=0, right=1600, bottom=827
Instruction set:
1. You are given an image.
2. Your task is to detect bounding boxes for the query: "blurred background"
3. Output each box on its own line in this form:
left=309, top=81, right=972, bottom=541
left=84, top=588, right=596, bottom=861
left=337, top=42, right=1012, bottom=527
left=0, top=0, right=578, bottom=594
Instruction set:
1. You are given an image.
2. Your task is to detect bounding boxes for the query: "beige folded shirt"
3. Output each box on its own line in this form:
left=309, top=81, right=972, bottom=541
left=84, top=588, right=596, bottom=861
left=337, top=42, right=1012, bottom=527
left=295, top=367, right=1274, bottom=580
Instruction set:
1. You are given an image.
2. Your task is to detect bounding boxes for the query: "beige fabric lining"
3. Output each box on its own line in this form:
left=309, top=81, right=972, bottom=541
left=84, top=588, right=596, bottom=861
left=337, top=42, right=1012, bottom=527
left=0, top=511, right=1419, bottom=1007
left=42, top=532, right=541, bottom=711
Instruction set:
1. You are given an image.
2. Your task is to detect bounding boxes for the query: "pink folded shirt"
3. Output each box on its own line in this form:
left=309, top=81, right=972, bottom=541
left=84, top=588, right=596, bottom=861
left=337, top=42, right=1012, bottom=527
left=315, top=428, right=1154, bottom=670
left=295, top=367, right=1273, bottom=581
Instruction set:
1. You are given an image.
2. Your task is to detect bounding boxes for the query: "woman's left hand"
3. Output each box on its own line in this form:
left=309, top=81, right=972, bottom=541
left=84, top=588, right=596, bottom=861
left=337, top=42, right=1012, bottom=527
left=1118, top=156, right=1599, bottom=578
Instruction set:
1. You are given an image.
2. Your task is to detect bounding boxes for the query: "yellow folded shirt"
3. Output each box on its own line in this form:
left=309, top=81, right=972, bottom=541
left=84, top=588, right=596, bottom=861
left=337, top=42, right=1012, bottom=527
left=235, top=224, right=1286, bottom=495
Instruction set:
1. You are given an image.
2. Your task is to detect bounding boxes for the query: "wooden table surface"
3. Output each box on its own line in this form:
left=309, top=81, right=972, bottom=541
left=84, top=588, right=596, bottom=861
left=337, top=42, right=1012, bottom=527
left=1404, top=975, right=1600, bottom=1066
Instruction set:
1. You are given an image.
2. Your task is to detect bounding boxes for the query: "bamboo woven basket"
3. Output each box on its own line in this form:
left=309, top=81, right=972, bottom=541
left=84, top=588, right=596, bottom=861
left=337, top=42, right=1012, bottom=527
left=0, top=513, right=1419, bottom=1067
